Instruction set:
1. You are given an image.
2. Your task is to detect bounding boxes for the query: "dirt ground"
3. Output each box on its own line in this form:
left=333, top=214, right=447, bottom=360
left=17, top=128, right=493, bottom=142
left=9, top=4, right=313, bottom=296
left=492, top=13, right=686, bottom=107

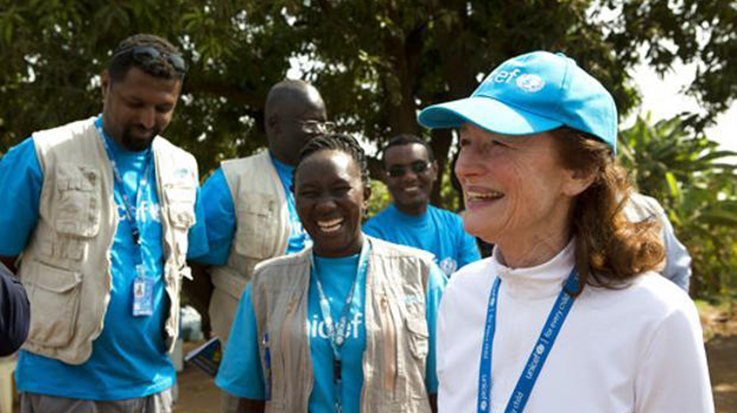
left=174, top=304, right=737, bottom=413
left=702, top=302, right=737, bottom=413
left=708, top=335, right=737, bottom=413
left=175, top=361, right=223, bottom=413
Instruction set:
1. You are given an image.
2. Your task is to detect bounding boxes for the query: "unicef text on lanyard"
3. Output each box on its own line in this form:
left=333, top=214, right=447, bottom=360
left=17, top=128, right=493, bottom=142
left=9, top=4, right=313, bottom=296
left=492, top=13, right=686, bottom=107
left=311, top=240, right=371, bottom=413
left=477, top=268, right=580, bottom=413
left=95, top=118, right=155, bottom=317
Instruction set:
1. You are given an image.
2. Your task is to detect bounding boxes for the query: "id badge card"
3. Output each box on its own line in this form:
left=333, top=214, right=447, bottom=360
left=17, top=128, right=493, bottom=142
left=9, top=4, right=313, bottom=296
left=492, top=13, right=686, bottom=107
left=132, top=265, right=154, bottom=316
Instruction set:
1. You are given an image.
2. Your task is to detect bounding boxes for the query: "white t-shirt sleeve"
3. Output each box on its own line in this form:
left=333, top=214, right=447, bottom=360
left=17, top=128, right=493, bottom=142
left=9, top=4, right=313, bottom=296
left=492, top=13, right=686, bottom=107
left=634, top=300, right=714, bottom=413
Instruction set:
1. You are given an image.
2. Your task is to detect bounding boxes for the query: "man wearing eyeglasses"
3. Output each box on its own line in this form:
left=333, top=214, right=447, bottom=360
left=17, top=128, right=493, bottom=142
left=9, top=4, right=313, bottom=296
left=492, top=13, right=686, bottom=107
left=364, top=134, right=480, bottom=276
left=0, top=34, right=208, bottom=412
left=186, top=79, right=328, bottom=412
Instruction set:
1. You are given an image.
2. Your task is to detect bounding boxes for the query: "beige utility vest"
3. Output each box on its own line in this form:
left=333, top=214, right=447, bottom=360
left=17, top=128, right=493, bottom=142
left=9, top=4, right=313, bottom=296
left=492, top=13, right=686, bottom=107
left=209, top=151, right=290, bottom=327
left=19, top=117, right=198, bottom=365
left=251, top=237, right=434, bottom=413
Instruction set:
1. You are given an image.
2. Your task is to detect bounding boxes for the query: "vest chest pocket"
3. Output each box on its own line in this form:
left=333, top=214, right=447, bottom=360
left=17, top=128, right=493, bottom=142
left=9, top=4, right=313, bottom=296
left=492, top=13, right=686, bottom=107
left=234, top=193, right=278, bottom=259
left=405, top=314, right=429, bottom=360
left=23, top=261, right=83, bottom=348
left=53, top=164, right=101, bottom=237
left=163, top=184, right=197, bottom=229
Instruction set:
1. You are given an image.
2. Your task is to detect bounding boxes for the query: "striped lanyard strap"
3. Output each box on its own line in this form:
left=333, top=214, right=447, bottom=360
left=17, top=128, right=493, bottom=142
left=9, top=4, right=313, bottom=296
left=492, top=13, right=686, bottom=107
left=94, top=116, right=152, bottom=268
left=310, top=238, right=371, bottom=413
left=477, top=267, right=580, bottom=413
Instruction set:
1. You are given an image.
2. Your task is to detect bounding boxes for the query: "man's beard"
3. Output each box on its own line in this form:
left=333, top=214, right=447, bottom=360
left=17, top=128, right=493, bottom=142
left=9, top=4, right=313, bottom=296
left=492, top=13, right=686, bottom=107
left=121, top=127, right=158, bottom=152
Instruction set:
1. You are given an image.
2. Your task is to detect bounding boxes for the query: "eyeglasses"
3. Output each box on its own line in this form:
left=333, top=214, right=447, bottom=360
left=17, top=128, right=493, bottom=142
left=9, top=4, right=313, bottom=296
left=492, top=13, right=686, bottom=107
left=113, top=46, right=187, bottom=75
left=386, top=161, right=431, bottom=178
left=294, top=120, right=336, bottom=134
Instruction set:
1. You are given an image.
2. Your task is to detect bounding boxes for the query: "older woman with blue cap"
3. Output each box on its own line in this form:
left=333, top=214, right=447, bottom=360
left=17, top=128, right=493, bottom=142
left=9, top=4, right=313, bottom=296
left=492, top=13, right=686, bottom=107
left=419, top=51, right=714, bottom=413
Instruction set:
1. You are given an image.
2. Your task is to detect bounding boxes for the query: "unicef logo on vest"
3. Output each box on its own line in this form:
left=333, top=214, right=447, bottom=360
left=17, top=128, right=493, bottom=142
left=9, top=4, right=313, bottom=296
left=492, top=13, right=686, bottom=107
left=516, top=74, right=545, bottom=93
left=439, top=257, right=458, bottom=276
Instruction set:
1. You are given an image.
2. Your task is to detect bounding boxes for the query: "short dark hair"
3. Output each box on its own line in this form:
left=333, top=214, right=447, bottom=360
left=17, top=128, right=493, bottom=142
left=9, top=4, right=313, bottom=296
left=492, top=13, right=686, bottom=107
left=107, top=34, right=184, bottom=83
left=297, top=133, right=370, bottom=188
left=381, top=134, right=435, bottom=166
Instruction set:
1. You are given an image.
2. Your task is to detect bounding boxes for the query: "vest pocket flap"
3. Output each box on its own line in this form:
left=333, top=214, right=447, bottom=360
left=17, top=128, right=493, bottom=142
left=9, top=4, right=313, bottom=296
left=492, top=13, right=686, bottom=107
left=164, top=185, right=196, bottom=204
left=406, top=314, right=429, bottom=360
left=164, top=185, right=197, bottom=228
left=167, top=204, right=196, bottom=228
left=54, top=163, right=102, bottom=237
left=406, top=316, right=429, bottom=338
left=242, top=201, right=275, bottom=216
left=57, top=163, right=99, bottom=192
left=234, top=193, right=279, bottom=259
left=59, top=177, right=90, bottom=191
left=26, top=263, right=82, bottom=293
left=23, top=261, right=83, bottom=348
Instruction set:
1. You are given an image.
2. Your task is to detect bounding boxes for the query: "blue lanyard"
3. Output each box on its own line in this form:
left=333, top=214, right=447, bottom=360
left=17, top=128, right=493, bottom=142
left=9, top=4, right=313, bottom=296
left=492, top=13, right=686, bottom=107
left=94, top=116, right=153, bottom=268
left=477, top=267, right=580, bottom=413
left=310, top=238, right=371, bottom=413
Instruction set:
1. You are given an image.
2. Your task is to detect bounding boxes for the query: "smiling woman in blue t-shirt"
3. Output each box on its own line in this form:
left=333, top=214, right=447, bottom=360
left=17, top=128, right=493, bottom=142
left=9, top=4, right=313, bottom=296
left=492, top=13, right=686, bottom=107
left=216, top=134, right=446, bottom=413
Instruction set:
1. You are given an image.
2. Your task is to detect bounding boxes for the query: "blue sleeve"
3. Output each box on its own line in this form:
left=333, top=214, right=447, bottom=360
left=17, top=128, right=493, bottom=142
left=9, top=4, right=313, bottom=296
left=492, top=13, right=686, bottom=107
left=660, top=216, right=692, bottom=292
left=0, top=263, right=29, bottom=356
left=186, top=185, right=210, bottom=259
left=447, top=213, right=481, bottom=270
left=189, top=168, right=236, bottom=265
left=457, top=227, right=481, bottom=270
left=424, top=263, right=448, bottom=394
left=361, top=217, right=383, bottom=239
left=0, top=138, right=43, bottom=256
left=215, top=283, right=266, bottom=399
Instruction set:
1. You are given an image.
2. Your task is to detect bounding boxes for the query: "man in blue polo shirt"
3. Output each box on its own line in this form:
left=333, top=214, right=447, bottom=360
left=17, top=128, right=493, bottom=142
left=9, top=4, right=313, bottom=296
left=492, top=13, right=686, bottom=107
left=364, top=134, right=480, bottom=276
left=0, top=34, right=208, bottom=413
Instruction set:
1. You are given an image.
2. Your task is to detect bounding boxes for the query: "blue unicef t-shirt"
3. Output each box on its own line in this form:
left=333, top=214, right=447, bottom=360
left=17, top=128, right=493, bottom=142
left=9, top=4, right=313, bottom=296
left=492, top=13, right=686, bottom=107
left=0, top=125, right=208, bottom=400
left=363, top=204, right=480, bottom=276
left=193, top=152, right=310, bottom=266
left=216, top=242, right=447, bottom=413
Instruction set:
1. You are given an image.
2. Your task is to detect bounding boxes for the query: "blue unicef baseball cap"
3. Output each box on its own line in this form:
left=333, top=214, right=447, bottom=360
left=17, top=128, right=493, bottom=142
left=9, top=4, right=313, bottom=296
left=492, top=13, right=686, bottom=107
left=418, top=51, right=618, bottom=152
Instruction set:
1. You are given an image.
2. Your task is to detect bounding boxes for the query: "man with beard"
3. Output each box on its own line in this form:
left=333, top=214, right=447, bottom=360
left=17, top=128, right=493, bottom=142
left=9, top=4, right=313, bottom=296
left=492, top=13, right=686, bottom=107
left=364, top=134, right=480, bottom=276
left=186, top=79, right=329, bottom=412
left=0, top=34, right=208, bottom=413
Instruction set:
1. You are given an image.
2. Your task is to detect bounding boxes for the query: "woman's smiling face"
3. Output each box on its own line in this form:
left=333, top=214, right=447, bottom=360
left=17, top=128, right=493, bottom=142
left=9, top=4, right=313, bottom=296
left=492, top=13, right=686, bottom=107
left=295, top=149, right=370, bottom=258
left=454, top=123, right=587, bottom=264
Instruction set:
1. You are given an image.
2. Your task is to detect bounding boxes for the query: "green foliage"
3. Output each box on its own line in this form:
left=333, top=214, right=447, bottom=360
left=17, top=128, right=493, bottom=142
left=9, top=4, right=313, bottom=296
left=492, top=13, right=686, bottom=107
left=619, top=114, right=737, bottom=299
left=365, top=179, right=391, bottom=222
left=439, top=147, right=462, bottom=213
left=2, top=0, right=713, bottom=185
left=0, top=0, right=294, bottom=175
left=1, top=0, right=736, bottom=297
left=603, top=0, right=737, bottom=128
left=282, top=0, right=638, bottom=205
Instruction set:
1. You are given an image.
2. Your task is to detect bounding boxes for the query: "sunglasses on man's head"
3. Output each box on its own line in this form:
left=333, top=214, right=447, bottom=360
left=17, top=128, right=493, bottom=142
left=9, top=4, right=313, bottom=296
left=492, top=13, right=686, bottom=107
left=386, top=161, right=431, bottom=178
left=293, top=120, right=336, bottom=134
left=113, top=46, right=187, bottom=75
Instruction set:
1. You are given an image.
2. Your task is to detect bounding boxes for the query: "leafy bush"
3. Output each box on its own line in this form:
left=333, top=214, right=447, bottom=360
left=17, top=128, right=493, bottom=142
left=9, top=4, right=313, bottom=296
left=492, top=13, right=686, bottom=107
left=619, top=115, right=737, bottom=299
